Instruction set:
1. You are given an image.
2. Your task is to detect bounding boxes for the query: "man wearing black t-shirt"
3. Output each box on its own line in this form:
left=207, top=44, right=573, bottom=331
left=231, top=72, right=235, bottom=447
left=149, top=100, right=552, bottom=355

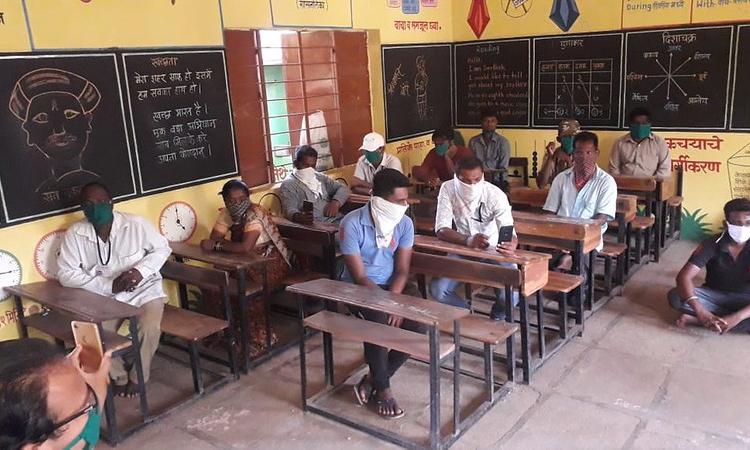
left=668, top=198, right=750, bottom=333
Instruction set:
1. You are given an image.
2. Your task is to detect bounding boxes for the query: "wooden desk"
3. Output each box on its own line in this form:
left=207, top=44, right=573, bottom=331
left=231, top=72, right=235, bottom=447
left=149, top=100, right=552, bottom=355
left=613, top=175, right=666, bottom=262
left=6, top=282, right=147, bottom=443
left=272, top=216, right=339, bottom=279
left=509, top=187, right=548, bottom=210
left=288, top=278, right=468, bottom=449
left=271, top=216, right=340, bottom=235
left=169, top=241, right=268, bottom=372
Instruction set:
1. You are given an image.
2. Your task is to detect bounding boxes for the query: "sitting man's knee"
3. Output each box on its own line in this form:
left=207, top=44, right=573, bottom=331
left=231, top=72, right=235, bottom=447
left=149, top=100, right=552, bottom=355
left=667, top=288, right=683, bottom=310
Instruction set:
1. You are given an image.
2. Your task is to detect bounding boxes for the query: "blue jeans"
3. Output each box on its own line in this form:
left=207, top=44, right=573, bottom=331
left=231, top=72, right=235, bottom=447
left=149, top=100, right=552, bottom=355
left=667, top=286, right=750, bottom=332
left=429, top=254, right=519, bottom=320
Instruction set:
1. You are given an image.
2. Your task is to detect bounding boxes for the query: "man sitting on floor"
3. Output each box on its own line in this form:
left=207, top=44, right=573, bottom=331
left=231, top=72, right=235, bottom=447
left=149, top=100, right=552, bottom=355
left=350, top=131, right=403, bottom=195
left=543, top=131, right=617, bottom=276
left=668, top=198, right=750, bottom=333
left=430, top=156, right=518, bottom=320
left=57, top=182, right=171, bottom=398
left=412, top=126, right=473, bottom=186
left=338, top=168, right=424, bottom=420
left=280, top=145, right=350, bottom=224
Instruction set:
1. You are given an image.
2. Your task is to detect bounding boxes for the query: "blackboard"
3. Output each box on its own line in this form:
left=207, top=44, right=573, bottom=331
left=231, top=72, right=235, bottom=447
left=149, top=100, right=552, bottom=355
left=453, top=39, right=530, bottom=128
left=122, top=50, right=238, bottom=193
left=624, top=26, right=733, bottom=130
left=382, top=44, right=452, bottom=142
left=0, top=54, right=136, bottom=224
left=533, top=33, right=623, bottom=128
left=731, top=25, right=750, bottom=130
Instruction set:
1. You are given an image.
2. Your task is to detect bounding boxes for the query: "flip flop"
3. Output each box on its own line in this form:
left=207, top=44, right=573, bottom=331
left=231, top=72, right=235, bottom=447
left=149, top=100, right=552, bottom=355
left=113, top=384, right=129, bottom=398
left=124, top=382, right=141, bottom=398
left=374, top=397, right=405, bottom=420
left=353, top=375, right=372, bottom=406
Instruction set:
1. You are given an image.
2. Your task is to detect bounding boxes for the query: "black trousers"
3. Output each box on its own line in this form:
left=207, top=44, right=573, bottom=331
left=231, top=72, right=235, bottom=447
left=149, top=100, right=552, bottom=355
left=353, top=283, right=428, bottom=391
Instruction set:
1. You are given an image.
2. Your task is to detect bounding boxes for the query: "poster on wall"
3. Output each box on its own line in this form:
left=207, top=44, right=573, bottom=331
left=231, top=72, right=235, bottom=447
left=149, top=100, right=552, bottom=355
left=122, top=50, right=238, bottom=194
left=533, top=33, right=623, bottom=129
left=382, top=44, right=453, bottom=142
left=0, top=54, right=136, bottom=225
left=270, top=0, right=353, bottom=28
left=453, top=38, right=530, bottom=128
left=623, top=26, right=733, bottom=130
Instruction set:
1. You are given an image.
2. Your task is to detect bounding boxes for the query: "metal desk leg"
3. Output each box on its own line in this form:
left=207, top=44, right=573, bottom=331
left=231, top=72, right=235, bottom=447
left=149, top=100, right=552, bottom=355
left=453, top=320, right=461, bottom=435
left=128, top=316, right=150, bottom=421
left=505, top=290, right=515, bottom=382
left=298, top=294, right=308, bottom=410
left=13, top=295, right=28, bottom=338
left=222, top=288, right=239, bottom=379
left=519, top=295, right=531, bottom=383
left=654, top=201, right=662, bottom=263
left=536, top=291, right=545, bottom=359
left=572, top=241, right=584, bottom=327
left=587, top=251, right=595, bottom=310
left=236, top=269, right=249, bottom=373
left=428, top=325, right=441, bottom=449
left=323, top=331, right=334, bottom=387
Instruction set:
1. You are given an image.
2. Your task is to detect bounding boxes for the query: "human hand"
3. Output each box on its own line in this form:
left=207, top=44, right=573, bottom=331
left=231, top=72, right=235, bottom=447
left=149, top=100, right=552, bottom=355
left=323, top=200, right=340, bottom=218
left=496, top=239, right=518, bottom=256
left=546, top=142, right=556, bottom=157
left=69, top=345, right=114, bottom=408
left=466, top=234, right=490, bottom=249
left=387, top=315, right=404, bottom=328
left=201, top=239, right=215, bottom=251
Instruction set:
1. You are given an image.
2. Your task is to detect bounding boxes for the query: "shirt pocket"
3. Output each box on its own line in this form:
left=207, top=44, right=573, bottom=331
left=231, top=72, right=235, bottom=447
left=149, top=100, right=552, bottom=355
left=118, top=248, right=145, bottom=270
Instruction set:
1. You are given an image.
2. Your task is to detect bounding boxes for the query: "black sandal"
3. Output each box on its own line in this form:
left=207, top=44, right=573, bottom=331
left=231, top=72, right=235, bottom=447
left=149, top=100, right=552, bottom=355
left=354, top=375, right=372, bottom=405
left=124, top=382, right=140, bottom=398
left=374, top=397, right=405, bottom=420
left=113, top=384, right=129, bottom=398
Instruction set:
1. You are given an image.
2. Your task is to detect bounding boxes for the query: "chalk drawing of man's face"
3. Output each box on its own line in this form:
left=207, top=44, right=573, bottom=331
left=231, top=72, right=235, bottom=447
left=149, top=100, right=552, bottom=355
left=23, top=92, right=92, bottom=161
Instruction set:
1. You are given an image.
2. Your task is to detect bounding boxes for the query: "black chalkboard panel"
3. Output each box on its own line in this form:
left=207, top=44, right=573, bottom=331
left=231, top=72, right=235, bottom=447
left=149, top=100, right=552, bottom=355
left=731, top=25, right=750, bottom=130
left=453, top=39, right=530, bottom=128
left=122, top=50, right=238, bottom=193
left=533, top=33, right=623, bottom=128
left=624, top=26, right=733, bottom=130
left=0, top=53, right=136, bottom=224
left=382, top=44, right=452, bottom=142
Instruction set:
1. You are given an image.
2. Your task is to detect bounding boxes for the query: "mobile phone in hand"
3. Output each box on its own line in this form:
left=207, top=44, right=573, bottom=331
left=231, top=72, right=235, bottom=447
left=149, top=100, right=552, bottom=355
left=303, top=200, right=314, bottom=213
left=498, top=225, right=514, bottom=244
left=71, top=321, right=104, bottom=373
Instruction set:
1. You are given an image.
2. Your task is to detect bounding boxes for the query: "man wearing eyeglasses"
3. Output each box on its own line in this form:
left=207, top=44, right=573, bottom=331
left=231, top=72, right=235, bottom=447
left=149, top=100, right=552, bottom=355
left=430, top=156, right=518, bottom=320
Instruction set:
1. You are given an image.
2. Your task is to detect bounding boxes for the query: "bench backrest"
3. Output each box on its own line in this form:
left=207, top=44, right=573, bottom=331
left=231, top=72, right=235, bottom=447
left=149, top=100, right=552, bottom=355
left=160, top=260, right=230, bottom=290
left=410, top=252, right=522, bottom=290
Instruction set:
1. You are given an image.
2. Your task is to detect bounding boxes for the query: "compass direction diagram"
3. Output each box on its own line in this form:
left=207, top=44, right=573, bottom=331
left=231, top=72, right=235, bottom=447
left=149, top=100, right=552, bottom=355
left=624, top=26, right=733, bottom=130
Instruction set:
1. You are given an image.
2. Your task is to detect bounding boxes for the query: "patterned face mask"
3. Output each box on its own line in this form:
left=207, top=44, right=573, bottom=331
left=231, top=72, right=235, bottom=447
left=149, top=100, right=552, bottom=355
left=227, top=199, right=251, bottom=222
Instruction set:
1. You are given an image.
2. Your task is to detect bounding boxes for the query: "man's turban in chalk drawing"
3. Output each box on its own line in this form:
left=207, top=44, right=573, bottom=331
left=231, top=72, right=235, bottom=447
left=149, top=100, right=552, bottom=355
left=9, top=68, right=101, bottom=121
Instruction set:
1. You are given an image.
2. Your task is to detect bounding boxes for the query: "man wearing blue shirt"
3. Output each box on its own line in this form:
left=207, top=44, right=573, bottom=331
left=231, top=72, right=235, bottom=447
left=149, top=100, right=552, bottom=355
left=338, top=168, right=423, bottom=420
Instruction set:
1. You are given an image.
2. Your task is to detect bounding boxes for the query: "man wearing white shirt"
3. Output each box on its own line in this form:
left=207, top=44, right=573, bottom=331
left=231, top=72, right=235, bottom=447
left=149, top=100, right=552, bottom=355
left=543, top=131, right=617, bottom=276
left=431, top=156, right=518, bottom=320
left=57, top=182, right=171, bottom=398
left=350, top=132, right=403, bottom=195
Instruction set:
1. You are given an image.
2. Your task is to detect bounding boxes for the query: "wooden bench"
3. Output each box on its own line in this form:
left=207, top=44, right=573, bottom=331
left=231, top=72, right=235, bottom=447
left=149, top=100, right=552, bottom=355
left=160, top=260, right=238, bottom=395
left=287, top=278, right=471, bottom=450
left=409, top=252, right=521, bottom=392
left=541, top=272, right=583, bottom=341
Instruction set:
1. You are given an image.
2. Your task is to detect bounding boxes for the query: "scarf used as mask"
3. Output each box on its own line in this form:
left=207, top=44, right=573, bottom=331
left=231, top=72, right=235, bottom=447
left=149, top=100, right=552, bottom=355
left=453, top=175, right=485, bottom=218
left=573, top=158, right=597, bottom=191
left=292, top=167, right=324, bottom=198
left=370, top=196, right=409, bottom=248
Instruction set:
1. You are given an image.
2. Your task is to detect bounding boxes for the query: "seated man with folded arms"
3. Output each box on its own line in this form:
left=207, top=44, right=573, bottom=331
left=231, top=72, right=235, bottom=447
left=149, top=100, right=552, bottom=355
left=350, top=132, right=403, bottom=195
left=280, top=145, right=351, bottom=225
left=430, top=156, right=518, bottom=320
left=57, top=182, right=171, bottom=398
left=412, top=126, right=473, bottom=187
left=543, top=131, right=617, bottom=276
left=338, top=168, right=425, bottom=420
left=668, top=198, right=750, bottom=333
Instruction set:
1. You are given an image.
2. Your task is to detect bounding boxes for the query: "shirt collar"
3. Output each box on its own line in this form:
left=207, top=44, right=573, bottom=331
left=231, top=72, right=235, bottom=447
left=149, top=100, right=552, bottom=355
left=74, top=211, right=126, bottom=242
left=625, top=133, right=654, bottom=145
left=357, top=203, right=376, bottom=228
left=716, top=232, right=750, bottom=254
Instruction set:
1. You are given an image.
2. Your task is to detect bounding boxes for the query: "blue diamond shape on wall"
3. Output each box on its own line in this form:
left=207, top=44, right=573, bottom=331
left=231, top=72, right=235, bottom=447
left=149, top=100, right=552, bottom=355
left=550, top=0, right=579, bottom=32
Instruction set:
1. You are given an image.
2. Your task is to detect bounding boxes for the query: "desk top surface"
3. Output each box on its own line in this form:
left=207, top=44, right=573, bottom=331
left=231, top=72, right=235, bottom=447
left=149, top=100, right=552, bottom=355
left=413, top=235, right=551, bottom=266
left=287, top=278, right=469, bottom=325
left=169, top=242, right=267, bottom=270
left=6, top=281, right=138, bottom=322
left=271, top=216, right=340, bottom=234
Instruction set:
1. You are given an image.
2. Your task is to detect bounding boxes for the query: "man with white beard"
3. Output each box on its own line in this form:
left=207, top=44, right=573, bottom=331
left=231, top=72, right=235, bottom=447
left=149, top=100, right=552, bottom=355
left=338, top=168, right=424, bottom=420
left=430, top=156, right=518, bottom=320
left=279, top=145, right=350, bottom=224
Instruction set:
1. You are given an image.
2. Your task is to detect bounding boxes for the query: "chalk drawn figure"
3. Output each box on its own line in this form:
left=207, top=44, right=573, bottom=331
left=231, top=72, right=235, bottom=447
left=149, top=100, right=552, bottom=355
left=387, top=64, right=405, bottom=95
left=9, top=68, right=101, bottom=202
left=415, top=55, right=429, bottom=120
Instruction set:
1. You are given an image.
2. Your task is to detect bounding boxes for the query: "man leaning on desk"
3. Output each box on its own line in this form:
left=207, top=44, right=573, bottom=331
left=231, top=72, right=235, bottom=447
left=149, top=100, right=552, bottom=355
left=279, top=144, right=351, bottom=225
left=609, top=107, right=671, bottom=178
left=57, top=181, right=171, bottom=399
left=543, top=131, right=617, bottom=276
left=430, top=156, right=518, bottom=320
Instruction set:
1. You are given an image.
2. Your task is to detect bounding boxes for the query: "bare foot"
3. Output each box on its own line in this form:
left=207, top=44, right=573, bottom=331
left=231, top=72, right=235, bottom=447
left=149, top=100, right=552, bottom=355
left=676, top=314, right=699, bottom=328
left=373, top=388, right=404, bottom=419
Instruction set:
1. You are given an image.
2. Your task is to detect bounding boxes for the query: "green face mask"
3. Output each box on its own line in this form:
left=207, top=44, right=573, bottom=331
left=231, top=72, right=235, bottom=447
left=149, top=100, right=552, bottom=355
left=560, top=135, right=574, bottom=154
left=63, top=408, right=101, bottom=450
left=83, top=202, right=114, bottom=227
left=629, top=123, right=652, bottom=141
left=365, top=150, right=382, bottom=165
left=435, top=143, right=450, bottom=156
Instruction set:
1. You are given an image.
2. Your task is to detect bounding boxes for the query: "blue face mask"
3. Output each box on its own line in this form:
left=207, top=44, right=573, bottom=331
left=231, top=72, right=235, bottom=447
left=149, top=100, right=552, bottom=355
left=63, top=408, right=101, bottom=450
left=435, top=143, right=450, bottom=156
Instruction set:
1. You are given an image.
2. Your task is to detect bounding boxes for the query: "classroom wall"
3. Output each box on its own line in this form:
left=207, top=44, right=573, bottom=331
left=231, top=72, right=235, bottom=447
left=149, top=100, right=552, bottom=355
left=452, top=0, right=750, bottom=241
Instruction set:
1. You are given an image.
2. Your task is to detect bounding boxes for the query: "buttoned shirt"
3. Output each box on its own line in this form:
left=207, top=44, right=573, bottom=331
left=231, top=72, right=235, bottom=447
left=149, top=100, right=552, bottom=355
left=468, top=132, right=511, bottom=183
left=279, top=172, right=351, bottom=223
left=353, top=152, right=403, bottom=183
left=689, top=233, right=750, bottom=292
left=57, top=212, right=171, bottom=307
left=609, top=133, right=671, bottom=178
left=338, top=204, right=414, bottom=286
left=435, top=180, right=514, bottom=247
left=543, top=167, right=617, bottom=251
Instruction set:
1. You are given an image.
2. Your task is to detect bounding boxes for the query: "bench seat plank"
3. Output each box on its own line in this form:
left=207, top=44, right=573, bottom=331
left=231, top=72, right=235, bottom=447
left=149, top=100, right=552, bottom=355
left=438, top=315, right=518, bottom=345
left=161, top=305, right=229, bottom=342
